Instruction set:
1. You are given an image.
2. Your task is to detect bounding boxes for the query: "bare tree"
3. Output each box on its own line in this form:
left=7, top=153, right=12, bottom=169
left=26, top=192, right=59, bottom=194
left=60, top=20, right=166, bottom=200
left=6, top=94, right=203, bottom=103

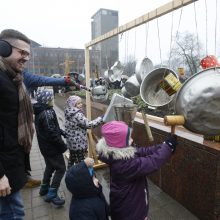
left=166, top=32, right=204, bottom=77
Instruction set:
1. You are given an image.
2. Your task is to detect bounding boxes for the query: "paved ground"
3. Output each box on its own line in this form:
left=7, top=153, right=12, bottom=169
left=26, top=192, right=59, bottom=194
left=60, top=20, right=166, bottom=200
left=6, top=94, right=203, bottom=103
left=21, top=105, right=199, bottom=220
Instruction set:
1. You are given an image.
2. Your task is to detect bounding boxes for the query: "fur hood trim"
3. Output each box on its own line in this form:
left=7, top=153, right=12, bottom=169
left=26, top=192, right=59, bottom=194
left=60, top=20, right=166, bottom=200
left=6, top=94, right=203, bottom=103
left=96, top=138, right=136, bottom=160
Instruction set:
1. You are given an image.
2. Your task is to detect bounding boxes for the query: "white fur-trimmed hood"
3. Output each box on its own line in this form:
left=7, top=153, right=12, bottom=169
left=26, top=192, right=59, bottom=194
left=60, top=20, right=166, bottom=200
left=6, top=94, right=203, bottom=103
left=96, top=138, right=136, bottom=160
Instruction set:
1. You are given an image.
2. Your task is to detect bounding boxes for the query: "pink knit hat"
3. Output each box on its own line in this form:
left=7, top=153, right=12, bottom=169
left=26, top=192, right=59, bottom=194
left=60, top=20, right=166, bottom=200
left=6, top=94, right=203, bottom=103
left=66, top=95, right=81, bottom=108
left=101, top=121, right=130, bottom=148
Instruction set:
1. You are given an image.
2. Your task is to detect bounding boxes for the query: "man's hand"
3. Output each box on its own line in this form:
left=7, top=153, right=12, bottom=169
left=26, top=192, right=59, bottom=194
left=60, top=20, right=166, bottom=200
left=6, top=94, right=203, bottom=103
left=0, top=175, right=11, bottom=197
left=84, top=157, right=95, bottom=167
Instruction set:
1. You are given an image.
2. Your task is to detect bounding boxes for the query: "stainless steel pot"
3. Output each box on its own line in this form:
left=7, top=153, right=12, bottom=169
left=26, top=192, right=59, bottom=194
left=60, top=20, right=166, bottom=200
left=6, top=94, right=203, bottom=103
left=175, top=67, right=220, bottom=135
left=140, top=67, right=178, bottom=107
left=110, top=61, right=124, bottom=81
left=121, top=86, right=131, bottom=98
left=135, top=57, right=154, bottom=84
left=124, top=74, right=140, bottom=97
left=91, top=85, right=108, bottom=103
left=104, top=69, right=114, bottom=83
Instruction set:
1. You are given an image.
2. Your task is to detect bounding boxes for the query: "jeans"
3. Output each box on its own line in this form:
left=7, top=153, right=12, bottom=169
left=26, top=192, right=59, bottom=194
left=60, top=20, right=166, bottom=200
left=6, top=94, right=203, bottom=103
left=0, top=191, right=24, bottom=220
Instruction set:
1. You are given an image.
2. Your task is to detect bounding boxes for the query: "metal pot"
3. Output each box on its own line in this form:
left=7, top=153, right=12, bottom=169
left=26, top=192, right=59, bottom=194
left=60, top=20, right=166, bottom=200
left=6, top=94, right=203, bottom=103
left=121, top=86, right=131, bottom=98
left=104, top=69, right=114, bottom=83
left=135, top=57, right=154, bottom=84
left=140, top=67, right=178, bottom=107
left=91, top=85, right=108, bottom=103
left=124, top=74, right=140, bottom=97
left=175, top=67, right=220, bottom=135
left=110, top=61, right=124, bottom=81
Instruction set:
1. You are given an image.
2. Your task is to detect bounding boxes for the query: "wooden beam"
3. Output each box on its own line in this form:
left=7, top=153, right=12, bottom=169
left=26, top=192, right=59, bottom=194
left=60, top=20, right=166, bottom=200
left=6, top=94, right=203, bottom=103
left=85, top=47, right=92, bottom=120
left=85, top=0, right=198, bottom=48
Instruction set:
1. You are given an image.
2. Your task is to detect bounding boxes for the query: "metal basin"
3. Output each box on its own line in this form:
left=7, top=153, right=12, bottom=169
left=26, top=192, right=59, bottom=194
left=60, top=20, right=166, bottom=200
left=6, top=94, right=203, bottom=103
left=124, top=74, right=140, bottom=97
left=140, top=67, right=178, bottom=107
left=175, top=67, right=220, bottom=135
left=135, top=57, right=154, bottom=84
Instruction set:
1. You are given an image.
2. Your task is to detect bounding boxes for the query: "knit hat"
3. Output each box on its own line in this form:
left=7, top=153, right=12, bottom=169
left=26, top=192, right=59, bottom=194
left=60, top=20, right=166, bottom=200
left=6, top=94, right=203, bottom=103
left=36, top=89, right=53, bottom=104
left=66, top=95, right=81, bottom=108
left=101, top=121, right=130, bottom=148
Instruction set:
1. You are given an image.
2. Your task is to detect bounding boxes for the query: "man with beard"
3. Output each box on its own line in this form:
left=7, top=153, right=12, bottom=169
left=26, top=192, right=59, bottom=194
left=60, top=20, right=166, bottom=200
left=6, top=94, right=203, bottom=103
left=0, top=29, right=85, bottom=219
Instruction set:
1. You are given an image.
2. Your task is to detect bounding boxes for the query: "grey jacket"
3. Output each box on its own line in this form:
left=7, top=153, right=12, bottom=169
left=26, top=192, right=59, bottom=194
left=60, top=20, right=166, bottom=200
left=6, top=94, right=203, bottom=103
left=64, top=106, right=102, bottom=150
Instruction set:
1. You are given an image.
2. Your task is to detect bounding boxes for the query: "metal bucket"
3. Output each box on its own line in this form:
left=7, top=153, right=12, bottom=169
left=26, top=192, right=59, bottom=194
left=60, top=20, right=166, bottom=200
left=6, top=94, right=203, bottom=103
left=114, top=103, right=137, bottom=127
left=135, top=57, right=154, bottom=84
left=140, top=67, right=178, bottom=107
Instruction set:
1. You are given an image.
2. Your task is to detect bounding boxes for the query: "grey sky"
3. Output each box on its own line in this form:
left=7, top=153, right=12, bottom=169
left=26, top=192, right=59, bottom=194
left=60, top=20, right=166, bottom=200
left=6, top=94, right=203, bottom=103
left=1, top=0, right=219, bottom=64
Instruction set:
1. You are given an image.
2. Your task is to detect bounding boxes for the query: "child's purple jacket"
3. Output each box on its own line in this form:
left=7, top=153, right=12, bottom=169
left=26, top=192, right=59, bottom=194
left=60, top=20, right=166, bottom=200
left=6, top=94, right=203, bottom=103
left=96, top=138, right=172, bottom=220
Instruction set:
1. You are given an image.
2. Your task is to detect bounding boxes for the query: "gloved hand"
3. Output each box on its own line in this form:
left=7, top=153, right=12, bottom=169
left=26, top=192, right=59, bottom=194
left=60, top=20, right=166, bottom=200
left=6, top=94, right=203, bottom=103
left=165, top=134, right=178, bottom=152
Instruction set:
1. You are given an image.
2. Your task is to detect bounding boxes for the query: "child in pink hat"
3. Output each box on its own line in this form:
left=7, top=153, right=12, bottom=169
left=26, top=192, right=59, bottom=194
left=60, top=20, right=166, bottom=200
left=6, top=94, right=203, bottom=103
left=96, top=120, right=178, bottom=220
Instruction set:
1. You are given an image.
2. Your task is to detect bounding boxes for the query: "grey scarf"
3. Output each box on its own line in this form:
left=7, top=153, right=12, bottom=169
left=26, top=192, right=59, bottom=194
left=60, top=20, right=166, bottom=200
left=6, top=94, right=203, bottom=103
left=0, top=57, right=34, bottom=153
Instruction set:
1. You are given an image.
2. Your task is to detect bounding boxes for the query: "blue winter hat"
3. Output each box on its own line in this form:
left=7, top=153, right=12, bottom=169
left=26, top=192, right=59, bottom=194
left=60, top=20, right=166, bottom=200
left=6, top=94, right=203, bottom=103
left=36, top=89, right=54, bottom=104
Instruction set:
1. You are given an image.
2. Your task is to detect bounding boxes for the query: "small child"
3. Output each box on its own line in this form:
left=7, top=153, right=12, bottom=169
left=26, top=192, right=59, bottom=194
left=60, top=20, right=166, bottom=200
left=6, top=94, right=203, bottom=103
left=96, top=120, right=178, bottom=220
left=65, top=157, right=109, bottom=220
left=33, top=89, right=67, bottom=206
left=64, top=95, right=103, bottom=167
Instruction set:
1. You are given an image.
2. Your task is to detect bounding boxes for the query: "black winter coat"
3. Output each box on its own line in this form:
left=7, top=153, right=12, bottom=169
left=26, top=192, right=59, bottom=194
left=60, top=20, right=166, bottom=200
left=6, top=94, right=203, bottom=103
left=33, top=103, right=66, bottom=157
left=0, top=70, right=27, bottom=192
left=65, top=161, right=109, bottom=220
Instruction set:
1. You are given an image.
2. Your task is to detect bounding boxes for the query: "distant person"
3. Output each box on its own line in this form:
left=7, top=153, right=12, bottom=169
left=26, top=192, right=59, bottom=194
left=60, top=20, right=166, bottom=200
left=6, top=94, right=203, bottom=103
left=64, top=95, right=103, bottom=168
left=96, top=121, right=178, bottom=220
left=33, top=89, right=66, bottom=206
left=65, top=157, right=109, bottom=220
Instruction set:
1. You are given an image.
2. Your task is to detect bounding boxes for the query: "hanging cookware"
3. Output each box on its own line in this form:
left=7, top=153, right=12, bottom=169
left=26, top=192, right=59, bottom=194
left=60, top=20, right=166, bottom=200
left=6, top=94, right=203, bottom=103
left=135, top=57, right=154, bottom=84
left=121, top=86, right=131, bottom=98
left=140, top=67, right=178, bottom=107
left=104, top=69, right=114, bottom=83
left=175, top=67, right=220, bottom=136
left=124, top=74, right=140, bottom=97
left=91, top=78, right=108, bottom=103
left=200, top=55, right=220, bottom=69
left=110, top=61, right=124, bottom=82
left=103, top=93, right=133, bottom=122
left=114, top=103, right=138, bottom=127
